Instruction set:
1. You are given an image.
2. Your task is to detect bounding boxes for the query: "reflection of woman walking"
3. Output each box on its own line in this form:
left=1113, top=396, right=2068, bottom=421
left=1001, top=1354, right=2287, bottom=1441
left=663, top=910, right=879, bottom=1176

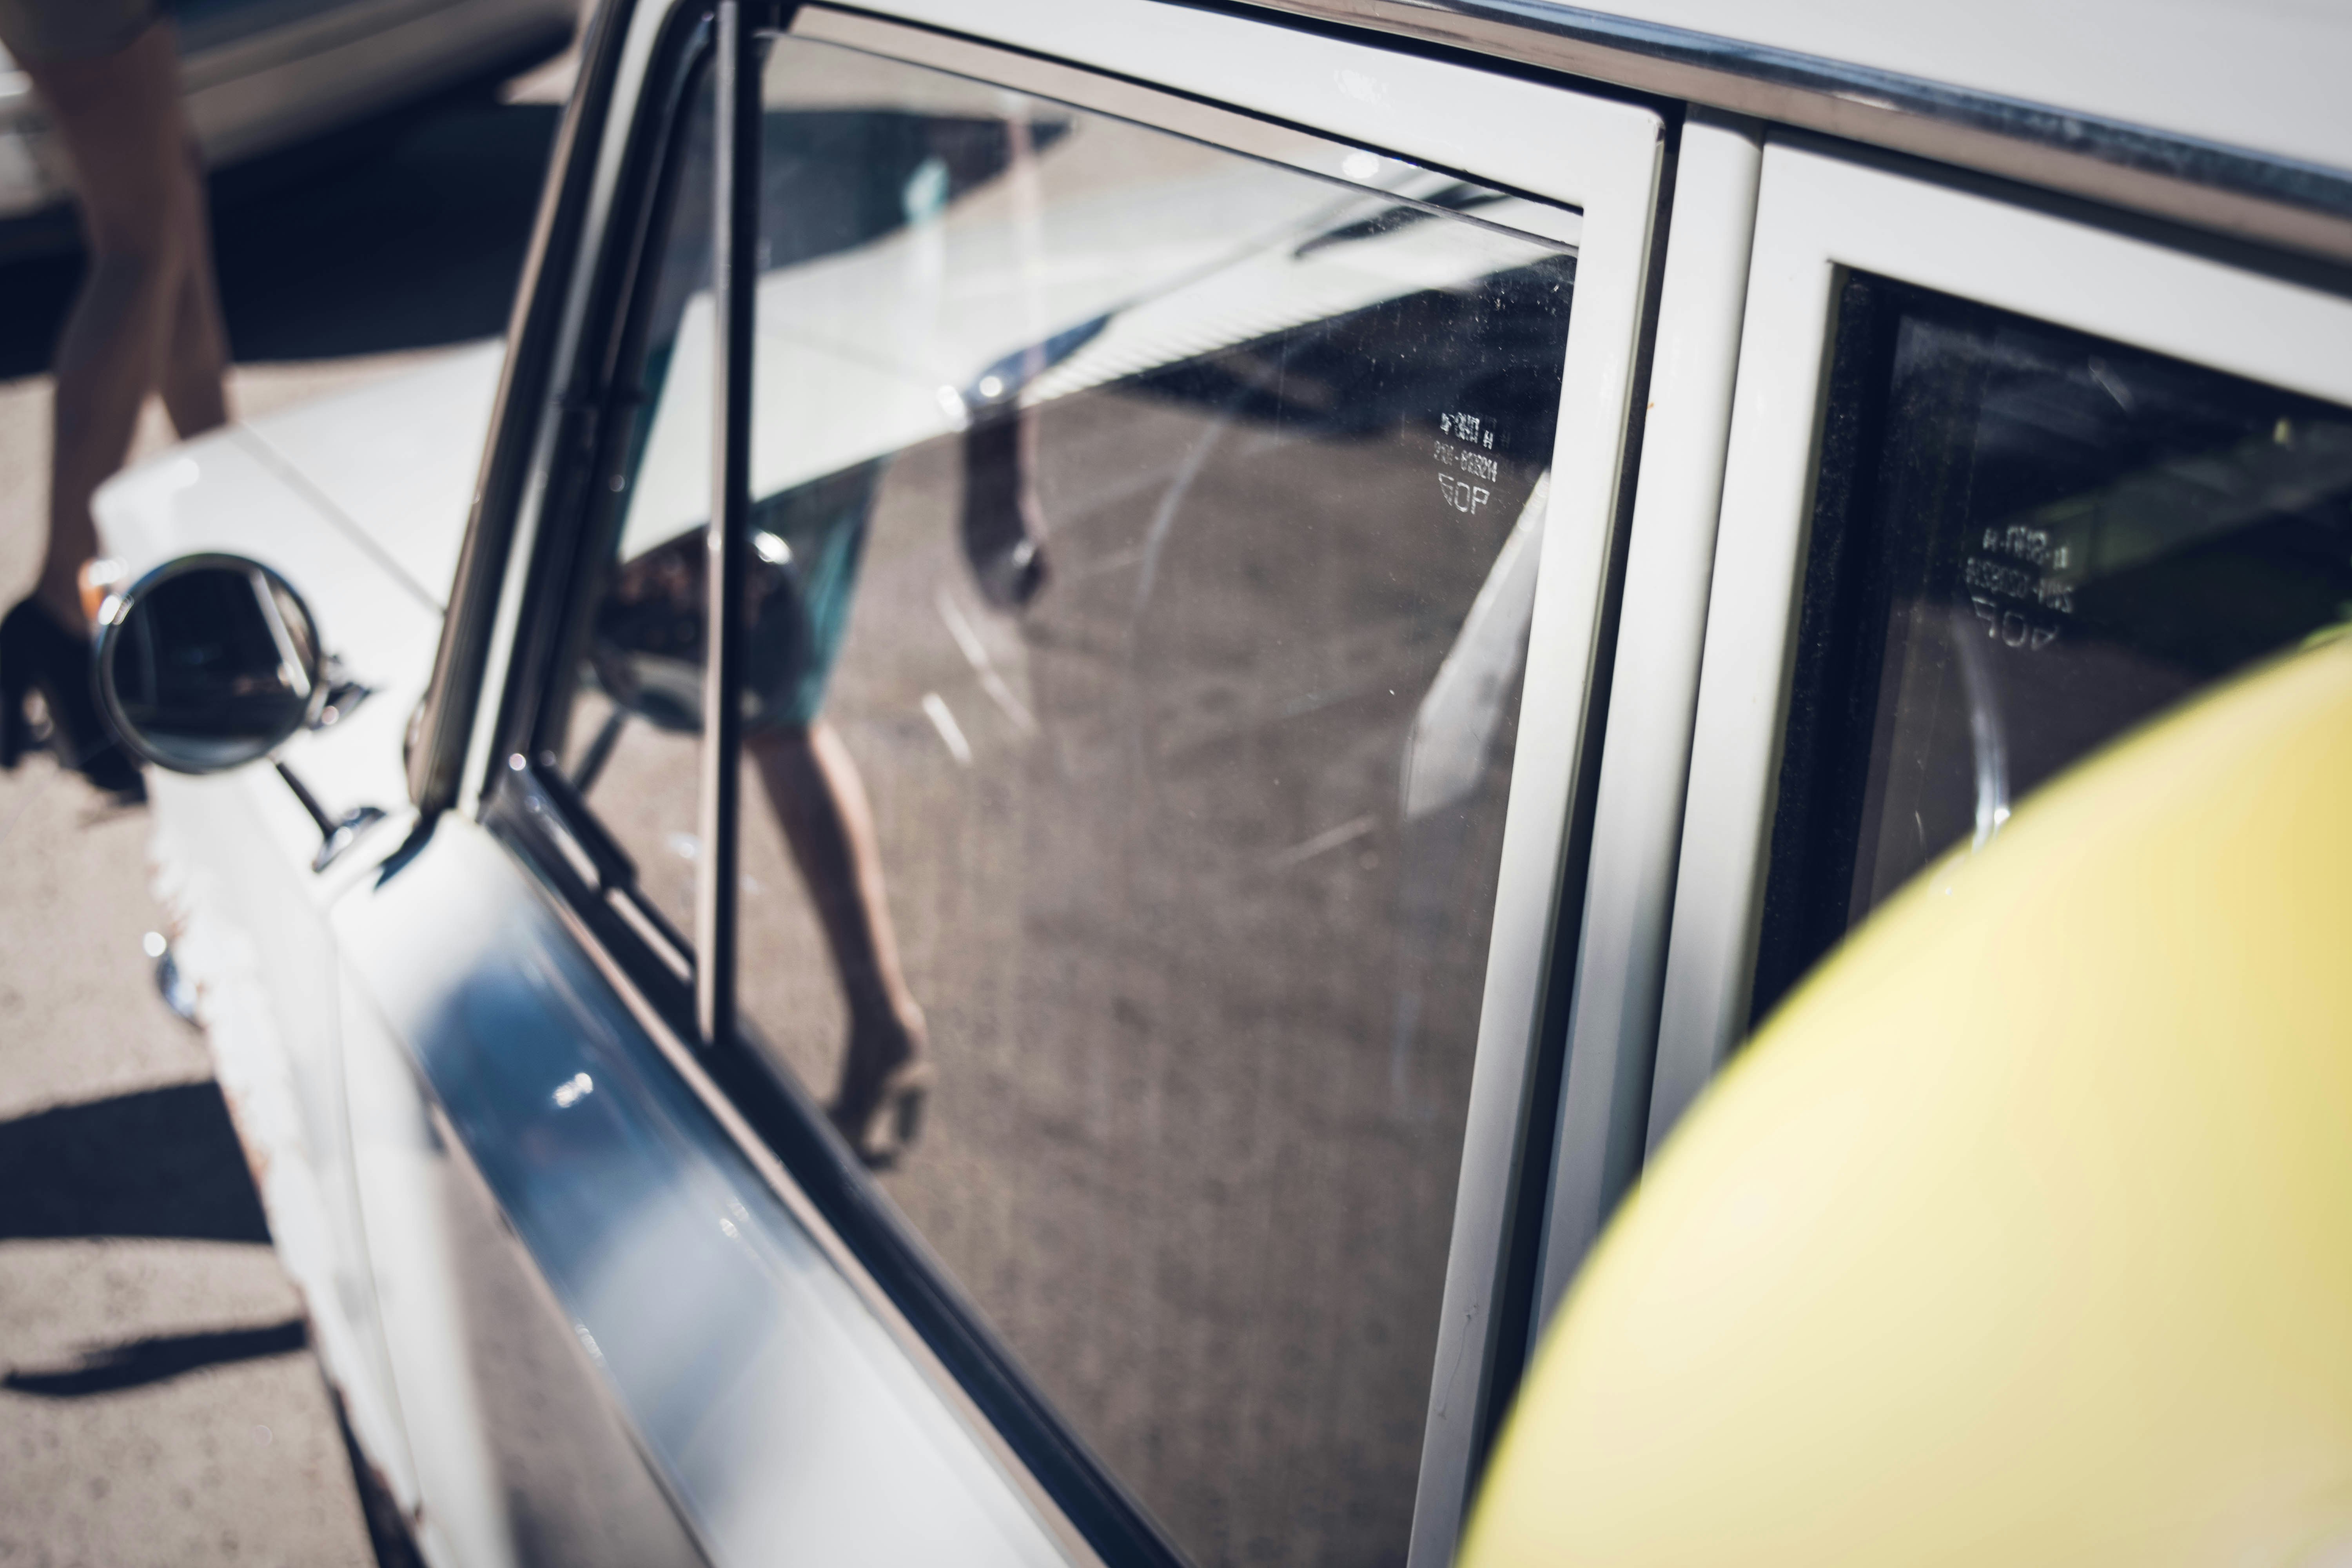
left=0, top=2, right=230, bottom=797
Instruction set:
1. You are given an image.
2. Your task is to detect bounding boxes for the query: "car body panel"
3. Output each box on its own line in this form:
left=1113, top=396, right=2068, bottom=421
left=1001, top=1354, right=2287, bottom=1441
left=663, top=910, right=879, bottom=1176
left=0, top=0, right=577, bottom=230
left=235, top=339, right=505, bottom=610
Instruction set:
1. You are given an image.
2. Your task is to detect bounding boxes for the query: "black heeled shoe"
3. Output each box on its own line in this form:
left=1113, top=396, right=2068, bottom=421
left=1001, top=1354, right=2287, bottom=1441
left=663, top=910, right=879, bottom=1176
left=1, top=597, right=144, bottom=800
left=829, top=1012, right=934, bottom=1170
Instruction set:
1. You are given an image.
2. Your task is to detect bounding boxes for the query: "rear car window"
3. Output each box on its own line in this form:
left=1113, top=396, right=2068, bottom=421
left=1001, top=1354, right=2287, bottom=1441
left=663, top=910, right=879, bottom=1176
left=1753, top=272, right=2352, bottom=1020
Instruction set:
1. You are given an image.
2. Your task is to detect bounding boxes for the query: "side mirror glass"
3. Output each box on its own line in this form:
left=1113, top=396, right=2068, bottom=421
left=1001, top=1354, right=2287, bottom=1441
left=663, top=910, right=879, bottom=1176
left=96, top=554, right=325, bottom=775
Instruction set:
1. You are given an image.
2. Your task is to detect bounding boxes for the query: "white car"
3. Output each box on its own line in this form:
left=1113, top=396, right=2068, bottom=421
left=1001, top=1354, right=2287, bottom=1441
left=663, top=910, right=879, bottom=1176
left=83, top=1, right=2352, bottom=1566
left=0, top=0, right=576, bottom=253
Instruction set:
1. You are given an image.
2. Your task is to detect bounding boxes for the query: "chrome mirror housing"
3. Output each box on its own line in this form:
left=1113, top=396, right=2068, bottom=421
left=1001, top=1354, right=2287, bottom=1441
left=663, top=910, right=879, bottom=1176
left=94, top=553, right=326, bottom=775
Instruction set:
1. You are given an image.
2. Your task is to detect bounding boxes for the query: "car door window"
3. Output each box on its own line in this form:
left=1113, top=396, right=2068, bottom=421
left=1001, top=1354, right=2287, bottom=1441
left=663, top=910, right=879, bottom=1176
left=732, top=41, right=1572, bottom=1568
left=555, top=32, right=1579, bottom=1568
left=1749, top=274, right=2352, bottom=1018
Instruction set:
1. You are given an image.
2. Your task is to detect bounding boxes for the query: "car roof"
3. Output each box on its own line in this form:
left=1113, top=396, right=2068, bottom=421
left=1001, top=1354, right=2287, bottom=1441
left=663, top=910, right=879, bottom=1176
left=1564, top=0, right=2348, bottom=175
left=1243, top=0, right=2352, bottom=268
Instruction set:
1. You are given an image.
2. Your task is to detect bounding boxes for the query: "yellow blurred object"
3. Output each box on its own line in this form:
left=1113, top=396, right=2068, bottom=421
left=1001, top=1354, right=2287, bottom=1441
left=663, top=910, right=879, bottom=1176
left=1464, top=638, right=2352, bottom=1568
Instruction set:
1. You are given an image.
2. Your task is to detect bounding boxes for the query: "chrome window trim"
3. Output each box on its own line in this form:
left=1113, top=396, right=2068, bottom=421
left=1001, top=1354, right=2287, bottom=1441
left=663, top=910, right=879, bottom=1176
left=352, top=1016, right=726, bottom=1568
left=1531, top=108, right=1759, bottom=1329
left=1654, top=134, right=2352, bottom=1148
left=410, top=0, right=659, bottom=815
left=1223, top=0, right=2352, bottom=267
left=456, top=0, right=701, bottom=820
left=695, top=0, right=758, bottom=1045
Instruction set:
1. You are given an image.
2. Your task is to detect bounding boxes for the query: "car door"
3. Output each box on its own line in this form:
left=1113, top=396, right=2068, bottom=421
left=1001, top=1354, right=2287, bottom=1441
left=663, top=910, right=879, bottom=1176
left=342, top=0, right=1670, bottom=1563
left=1640, top=138, right=2352, bottom=1178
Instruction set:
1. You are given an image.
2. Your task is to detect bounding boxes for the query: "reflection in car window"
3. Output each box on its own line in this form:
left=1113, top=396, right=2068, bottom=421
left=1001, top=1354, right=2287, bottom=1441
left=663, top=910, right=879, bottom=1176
left=545, top=58, right=715, bottom=947
left=1753, top=274, right=2352, bottom=1021
left=559, top=35, right=1577, bottom=1567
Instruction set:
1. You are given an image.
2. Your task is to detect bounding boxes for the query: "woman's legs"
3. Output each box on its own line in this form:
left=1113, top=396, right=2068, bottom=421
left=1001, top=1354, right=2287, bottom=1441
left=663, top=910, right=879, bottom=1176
left=27, top=22, right=228, bottom=631
left=747, top=720, right=929, bottom=1081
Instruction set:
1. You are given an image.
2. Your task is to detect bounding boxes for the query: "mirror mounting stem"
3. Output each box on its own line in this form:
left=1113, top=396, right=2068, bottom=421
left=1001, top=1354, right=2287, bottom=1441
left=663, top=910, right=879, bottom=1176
left=274, top=760, right=388, bottom=874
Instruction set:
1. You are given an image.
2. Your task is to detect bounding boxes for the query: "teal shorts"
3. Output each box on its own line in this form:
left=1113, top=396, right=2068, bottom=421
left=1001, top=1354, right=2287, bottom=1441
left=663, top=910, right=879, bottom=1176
left=588, top=457, right=884, bottom=736
left=742, top=458, right=882, bottom=731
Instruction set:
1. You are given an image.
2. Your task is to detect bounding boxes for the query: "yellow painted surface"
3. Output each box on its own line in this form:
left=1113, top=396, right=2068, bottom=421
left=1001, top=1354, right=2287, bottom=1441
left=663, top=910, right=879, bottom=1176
left=1465, top=638, right=2352, bottom=1567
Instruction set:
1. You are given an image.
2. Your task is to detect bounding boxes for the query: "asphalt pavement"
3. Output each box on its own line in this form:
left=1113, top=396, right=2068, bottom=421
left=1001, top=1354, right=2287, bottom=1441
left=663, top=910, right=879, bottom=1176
left=0, top=40, right=576, bottom=1566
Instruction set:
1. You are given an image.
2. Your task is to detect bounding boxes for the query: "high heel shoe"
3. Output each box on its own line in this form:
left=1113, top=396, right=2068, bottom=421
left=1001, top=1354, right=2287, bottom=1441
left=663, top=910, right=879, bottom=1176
left=829, top=1014, right=934, bottom=1169
left=1, top=597, right=144, bottom=800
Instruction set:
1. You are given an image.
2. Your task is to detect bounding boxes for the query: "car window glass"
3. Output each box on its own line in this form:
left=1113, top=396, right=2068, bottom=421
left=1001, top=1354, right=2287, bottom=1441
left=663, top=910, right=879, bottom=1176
left=630, top=35, right=1576, bottom=1568
left=1752, top=273, right=2352, bottom=1020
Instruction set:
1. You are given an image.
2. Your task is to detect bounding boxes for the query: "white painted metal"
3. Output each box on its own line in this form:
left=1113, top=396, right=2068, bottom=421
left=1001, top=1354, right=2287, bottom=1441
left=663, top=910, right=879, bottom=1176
left=1532, top=111, right=1760, bottom=1331
left=238, top=342, right=506, bottom=610
left=94, top=390, right=470, bottom=1563
left=1653, top=135, right=2352, bottom=1145
left=342, top=983, right=520, bottom=1568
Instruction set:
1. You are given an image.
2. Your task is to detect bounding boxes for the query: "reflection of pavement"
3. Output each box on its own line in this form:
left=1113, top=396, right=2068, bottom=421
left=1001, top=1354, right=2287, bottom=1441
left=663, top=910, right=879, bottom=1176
left=836, top=399, right=1517, bottom=1568
left=0, top=33, right=580, bottom=1563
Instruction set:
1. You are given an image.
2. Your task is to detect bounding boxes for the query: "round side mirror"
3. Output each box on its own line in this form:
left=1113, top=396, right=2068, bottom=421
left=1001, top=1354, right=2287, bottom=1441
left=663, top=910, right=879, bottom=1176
left=96, top=554, right=325, bottom=775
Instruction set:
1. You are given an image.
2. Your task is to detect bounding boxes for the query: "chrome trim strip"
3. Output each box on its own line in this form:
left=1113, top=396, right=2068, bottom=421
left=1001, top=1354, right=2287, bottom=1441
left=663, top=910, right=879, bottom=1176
left=409, top=0, right=649, bottom=813
left=1224, top=0, right=2352, bottom=266
left=695, top=0, right=756, bottom=1045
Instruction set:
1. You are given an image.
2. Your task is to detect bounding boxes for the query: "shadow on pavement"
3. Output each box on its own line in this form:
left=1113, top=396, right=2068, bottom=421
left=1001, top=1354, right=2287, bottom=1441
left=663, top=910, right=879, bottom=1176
left=0, top=1081, right=270, bottom=1243
left=0, top=96, right=561, bottom=379
left=3, top=1318, right=308, bottom=1397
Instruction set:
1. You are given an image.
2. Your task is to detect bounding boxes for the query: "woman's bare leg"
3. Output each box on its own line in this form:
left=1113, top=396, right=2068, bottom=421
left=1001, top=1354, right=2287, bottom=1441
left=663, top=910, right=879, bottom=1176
left=158, top=134, right=230, bottom=438
left=27, top=23, right=228, bottom=631
left=748, top=720, right=929, bottom=1076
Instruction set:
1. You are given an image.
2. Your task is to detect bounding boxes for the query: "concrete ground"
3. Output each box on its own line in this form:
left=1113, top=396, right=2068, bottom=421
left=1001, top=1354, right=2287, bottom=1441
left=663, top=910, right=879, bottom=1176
left=0, top=37, right=577, bottom=1567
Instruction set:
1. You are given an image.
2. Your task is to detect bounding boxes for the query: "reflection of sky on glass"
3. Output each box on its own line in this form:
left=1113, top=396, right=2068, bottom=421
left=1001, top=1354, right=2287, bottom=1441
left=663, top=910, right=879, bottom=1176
left=621, top=41, right=1575, bottom=561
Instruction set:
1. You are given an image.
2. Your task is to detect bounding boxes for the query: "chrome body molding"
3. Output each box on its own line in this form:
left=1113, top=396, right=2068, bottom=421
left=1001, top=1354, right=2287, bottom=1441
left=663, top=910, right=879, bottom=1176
left=1227, top=0, right=2352, bottom=267
left=335, top=811, right=1089, bottom=1567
